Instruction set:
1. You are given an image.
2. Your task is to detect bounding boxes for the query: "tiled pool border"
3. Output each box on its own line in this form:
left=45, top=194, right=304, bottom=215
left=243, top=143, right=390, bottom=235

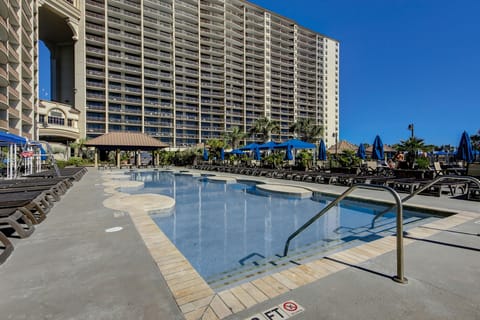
left=101, top=171, right=478, bottom=320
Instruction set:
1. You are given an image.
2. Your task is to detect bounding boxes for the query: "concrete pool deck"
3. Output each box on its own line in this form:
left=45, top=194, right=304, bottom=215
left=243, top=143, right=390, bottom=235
left=0, top=168, right=479, bottom=319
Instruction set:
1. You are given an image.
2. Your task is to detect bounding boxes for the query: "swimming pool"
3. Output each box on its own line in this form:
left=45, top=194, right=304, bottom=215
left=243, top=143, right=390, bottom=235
left=130, top=171, right=443, bottom=290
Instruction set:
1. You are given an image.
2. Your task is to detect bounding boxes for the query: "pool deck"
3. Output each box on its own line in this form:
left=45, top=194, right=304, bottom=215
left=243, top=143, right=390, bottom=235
left=0, top=167, right=479, bottom=319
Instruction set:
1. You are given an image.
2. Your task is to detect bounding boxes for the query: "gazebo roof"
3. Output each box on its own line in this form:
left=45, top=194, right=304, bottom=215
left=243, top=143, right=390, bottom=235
left=85, top=132, right=169, bottom=150
left=327, top=140, right=358, bottom=154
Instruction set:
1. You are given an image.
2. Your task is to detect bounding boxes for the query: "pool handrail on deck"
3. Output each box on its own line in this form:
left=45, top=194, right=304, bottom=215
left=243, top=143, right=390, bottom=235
left=283, top=184, right=408, bottom=284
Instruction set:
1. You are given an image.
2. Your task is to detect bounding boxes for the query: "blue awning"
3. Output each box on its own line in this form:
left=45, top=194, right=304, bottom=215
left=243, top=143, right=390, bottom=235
left=257, top=141, right=278, bottom=150
left=239, top=143, right=260, bottom=151
left=0, top=132, right=27, bottom=145
left=274, top=139, right=316, bottom=149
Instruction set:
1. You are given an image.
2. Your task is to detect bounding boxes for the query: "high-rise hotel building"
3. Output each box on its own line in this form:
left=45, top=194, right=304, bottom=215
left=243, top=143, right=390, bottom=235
left=1, top=0, right=339, bottom=147
left=0, top=0, right=36, bottom=140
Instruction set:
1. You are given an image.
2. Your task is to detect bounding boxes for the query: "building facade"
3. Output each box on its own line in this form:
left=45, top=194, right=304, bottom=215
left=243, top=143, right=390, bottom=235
left=0, top=0, right=37, bottom=140
left=2, top=0, right=340, bottom=148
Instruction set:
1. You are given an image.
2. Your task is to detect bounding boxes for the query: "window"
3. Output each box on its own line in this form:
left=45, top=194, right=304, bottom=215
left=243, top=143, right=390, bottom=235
left=47, top=109, right=65, bottom=126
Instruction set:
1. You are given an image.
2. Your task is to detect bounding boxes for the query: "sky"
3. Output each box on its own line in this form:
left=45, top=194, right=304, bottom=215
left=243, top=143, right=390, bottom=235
left=248, top=0, right=480, bottom=146
left=39, top=0, right=480, bottom=147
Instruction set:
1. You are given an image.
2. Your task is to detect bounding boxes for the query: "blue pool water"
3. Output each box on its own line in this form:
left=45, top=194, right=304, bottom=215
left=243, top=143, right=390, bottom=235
left=130, top=171, right=442, bottom=288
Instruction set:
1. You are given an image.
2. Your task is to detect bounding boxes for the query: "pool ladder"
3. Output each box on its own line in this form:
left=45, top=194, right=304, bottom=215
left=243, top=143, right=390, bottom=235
left=282, top=176, right=480, bottom=284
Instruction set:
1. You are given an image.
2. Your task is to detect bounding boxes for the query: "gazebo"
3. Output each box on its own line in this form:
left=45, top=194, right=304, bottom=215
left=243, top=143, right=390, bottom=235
left=327, top=140, right=358, bottom=155
left=85, top=132, right=169, bottom=168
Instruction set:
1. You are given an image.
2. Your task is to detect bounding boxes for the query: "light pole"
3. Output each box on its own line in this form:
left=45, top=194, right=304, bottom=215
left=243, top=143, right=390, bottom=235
left=333, top=132, right=338, bottom=154
left=332, top=132, right=338, bottom=168
left=408, top=124, right=414, bottom=139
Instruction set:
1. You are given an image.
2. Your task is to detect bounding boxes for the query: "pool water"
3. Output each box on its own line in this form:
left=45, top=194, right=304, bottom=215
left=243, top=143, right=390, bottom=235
left=131, top=171, right=442, bottom=289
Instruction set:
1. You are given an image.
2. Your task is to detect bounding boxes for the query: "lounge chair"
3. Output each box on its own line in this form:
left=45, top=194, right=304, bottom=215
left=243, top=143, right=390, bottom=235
left=0, top=190, right=53, bottom=224
left=466, top=162, right=480, bottom=201
left=0, top=206, right=35, bottom=238
left=0, top=230, right=14, bottom=265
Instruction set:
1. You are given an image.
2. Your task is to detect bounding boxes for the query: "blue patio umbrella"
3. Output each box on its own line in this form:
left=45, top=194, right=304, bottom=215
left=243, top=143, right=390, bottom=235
left=230, top=149, right=245, bottom=155
left=372, top=135, right=384, bottom=160
left=239, top=143, right=260, bottom=151
left=203, top=148, right=209, bottom=161
left=357, top=143, right=366, bottom=160
left=0, top=132, right=27, bottom=145
left=220, top=148, right=225, bottom=161
left=274, top=139, right=316, bottom=149
left=253, top=147, right=261, bottom=160
left=456, top=131, right=474, bottom=163
left=318, top=139, right=327, bottom=161
left=257, top=141, right=278, bottom=150
left=284, top=144, right=293, bottom=161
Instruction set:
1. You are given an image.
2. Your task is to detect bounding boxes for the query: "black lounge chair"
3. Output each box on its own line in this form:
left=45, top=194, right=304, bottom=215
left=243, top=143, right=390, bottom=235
left=25, top=167, right=87, bottom=181
left=0, top=231, right=14, bottom=265
left=0, top=190, right=53, bottom=224
left=0, top=206, right=35, bottom=238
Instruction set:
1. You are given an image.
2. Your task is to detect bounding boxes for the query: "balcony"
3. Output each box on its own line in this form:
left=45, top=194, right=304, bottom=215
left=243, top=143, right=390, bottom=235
left=0, top=67, right=8, bottom=86
left=0, top=119, right=8, bottom=130
left=8, top=47, right=19, bottom=63
left=8, top=106, right=20, bottom=119
left=8, top=67, right=19, bottom=82
left=9, top=28, right=20, bottom=45
left=22, top=97, right=33, bottom=110
left=0, top=16, right=7, bottom=40
left=8, top=86, right=20, bottom=101
left=0, top=41, right=7, bottom=64
left=0, top=92, right=8, bottom=109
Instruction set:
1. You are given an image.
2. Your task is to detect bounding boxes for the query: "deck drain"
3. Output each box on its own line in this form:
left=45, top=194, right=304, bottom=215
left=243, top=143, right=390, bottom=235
left=105, top=226, right=123, bottom=233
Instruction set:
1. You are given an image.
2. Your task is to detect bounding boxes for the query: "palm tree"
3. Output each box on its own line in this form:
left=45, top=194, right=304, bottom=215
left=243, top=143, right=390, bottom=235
left=206, top=138, right=226, bottom=160
left=395, top=137, right=431, bottom=168
left=249, top=116, right=280, bottom=143
left=223, top=126, right=247, bottom=149
left=69, top=138, right=88, bottom=158
left=289, top=118, right=323, bottom=143
left=471, top=130, right=480, bottom=151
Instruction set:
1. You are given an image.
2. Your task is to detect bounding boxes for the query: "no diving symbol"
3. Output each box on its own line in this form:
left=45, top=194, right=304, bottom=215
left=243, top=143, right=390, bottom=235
left=282, top=301, right=298, bottom=312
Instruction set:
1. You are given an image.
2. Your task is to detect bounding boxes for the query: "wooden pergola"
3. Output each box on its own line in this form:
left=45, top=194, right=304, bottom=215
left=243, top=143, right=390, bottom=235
left=84, top=132, right=169, bottom=168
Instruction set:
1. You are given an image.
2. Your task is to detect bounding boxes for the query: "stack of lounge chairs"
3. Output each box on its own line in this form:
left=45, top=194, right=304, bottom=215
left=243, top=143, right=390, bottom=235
left=0, top=167, right=87, bottom=265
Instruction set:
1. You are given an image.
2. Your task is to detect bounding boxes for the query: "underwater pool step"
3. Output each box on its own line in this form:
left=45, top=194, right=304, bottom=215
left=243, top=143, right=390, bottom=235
left=206, top=215, right=440, bottom=291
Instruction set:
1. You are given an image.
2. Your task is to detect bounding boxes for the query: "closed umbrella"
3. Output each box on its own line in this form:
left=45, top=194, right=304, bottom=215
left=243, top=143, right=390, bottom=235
left=357, top=143, right=366, bottom=160
left=372, top=135, right=384, bottom=160
left=456, top=131, right=474, bottom=163
left=318, top=139, right=327, bottom=161
left=203, top=148, right=209, bottom=161
left=220, top=148, right=225, bottom=161
left=285, top=144, right=293, bottom=161
left=254, top=147, right=261, bottom=161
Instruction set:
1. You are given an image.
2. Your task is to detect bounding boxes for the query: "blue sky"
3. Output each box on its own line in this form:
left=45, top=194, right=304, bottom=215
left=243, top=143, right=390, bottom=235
left=249, top=0, right=480, bottom=146
left=39, top=0, right=480, bottom=146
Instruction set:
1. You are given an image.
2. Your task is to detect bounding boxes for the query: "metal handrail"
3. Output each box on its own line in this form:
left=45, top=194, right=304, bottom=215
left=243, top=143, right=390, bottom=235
left=371, top=176, right=480, bottom=228
left=283, top=184, right=407, bottom=284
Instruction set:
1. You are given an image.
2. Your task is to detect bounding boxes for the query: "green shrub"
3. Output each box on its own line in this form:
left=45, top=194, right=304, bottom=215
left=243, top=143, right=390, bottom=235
left=415, top=157, right=430, bottom=169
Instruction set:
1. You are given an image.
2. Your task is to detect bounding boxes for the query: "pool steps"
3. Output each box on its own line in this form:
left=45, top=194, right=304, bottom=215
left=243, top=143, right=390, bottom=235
left=206, top=215, right=439, bottom=291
